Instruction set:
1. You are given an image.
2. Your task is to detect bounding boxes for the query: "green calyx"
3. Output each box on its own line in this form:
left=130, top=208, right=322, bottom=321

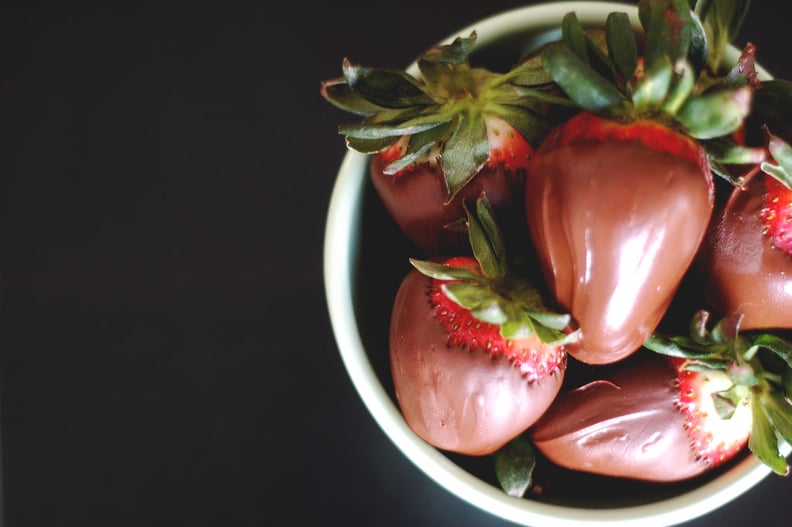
left=409, top=194, right=576, bottom=345
left=761, top=127, right=792, bottom=189
left=320, top=32, right=567, bottom=200
left=645, top=310, right=792, bottom=475
left=542, top=1, right=765, bottom=183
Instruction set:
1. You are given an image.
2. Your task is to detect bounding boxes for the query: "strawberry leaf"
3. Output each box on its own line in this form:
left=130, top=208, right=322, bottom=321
left=677, top=85, right=752, bottom=139
left=726, top=361, right=759, bottom=387
left=749, top=397, right=790, bottom=475
left=606, top=12, right=638, bottom=83
left=762, top=130, right=792, bottom=189
left=442, top=282, right=508, bottom=325
left=419, top=33, right=475, bottom=68
left=409, top=259, right=481, bottom=282
left=343, top=61, right=435, bottom=109
left=686, top=10, right=708, bottom=74
left=346, top=135, right=398, bottom=155
left=439, top=113, right=489, bottom=200
left=632, top=56, right=674, bottom=110
left=321, top=79, right=383, bottom=116
left=785, top=370, right=792, bottom=400
left=561, top=12, right=589, bottom=64
left=703, top=138, right=767, bottom=165
left=750, top=334, right=792, bottom=369
left=467, top=197, right=505, bottom=281
left=662, top=60, right=696, bottom=114
left=542, top=43, right=630, bottom=116
left=763, top=391, right=792, bottom=446
left=712, top=388, right=740, bottom=420
left=695, top=0, right=751, bottom=71
left=641, top=0, right=693, bottom=66
left=529, top=312, right=573, bottom=333
left=494, top=435, right=536, bottom=498
left=339, top=117, right=449, bottom=140
left=508, top=52, right=554, bottom=86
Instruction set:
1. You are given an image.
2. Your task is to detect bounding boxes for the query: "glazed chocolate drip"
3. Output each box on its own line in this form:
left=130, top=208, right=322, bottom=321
left=525, top=139, right=713, bottom=364
left=530, top=353, right=711, bottom=482
left=389, top=269, right=564, bottom=456
left=699, top=173, right=792, bottom=329
left=370, top=155, right=524, bottom=257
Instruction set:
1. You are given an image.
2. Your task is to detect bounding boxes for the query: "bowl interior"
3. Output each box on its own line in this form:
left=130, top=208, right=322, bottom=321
left=324, top=3, right=775, bottom=526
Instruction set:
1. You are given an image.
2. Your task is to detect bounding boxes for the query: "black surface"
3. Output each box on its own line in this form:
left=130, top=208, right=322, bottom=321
left=0, top=3, right=790, bottom=527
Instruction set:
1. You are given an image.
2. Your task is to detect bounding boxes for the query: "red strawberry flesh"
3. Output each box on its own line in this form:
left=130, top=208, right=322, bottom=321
left=761, top=174, right=792, bottom=254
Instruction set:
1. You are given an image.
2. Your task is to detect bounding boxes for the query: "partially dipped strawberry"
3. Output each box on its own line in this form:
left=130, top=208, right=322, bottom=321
left=321, top=32, right=565, bottom=255
left=390, top=195, right=576, bottom=455
left=523, top=5, right=762, bottom=364
left=699, top=129, right=792, bottom=330
left=531, top=310, right=792, bottom=482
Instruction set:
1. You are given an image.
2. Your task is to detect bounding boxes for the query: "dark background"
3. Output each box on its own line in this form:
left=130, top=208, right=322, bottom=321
left=0, top=2, right=789, bottom=526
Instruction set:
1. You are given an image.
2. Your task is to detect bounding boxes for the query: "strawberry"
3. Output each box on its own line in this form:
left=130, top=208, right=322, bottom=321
left=522, top=4, right=763, bottom=364
left=389, top=194, right=576, bottom=456
left=321, top=32, right=568, bottom=256
left=531, top=310, right=792, bottom=482
left=698, top=128, right=792, bottom=329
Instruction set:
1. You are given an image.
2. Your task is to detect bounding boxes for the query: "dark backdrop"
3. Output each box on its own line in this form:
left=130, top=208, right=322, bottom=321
left=1, top=3, right=789, bottom=526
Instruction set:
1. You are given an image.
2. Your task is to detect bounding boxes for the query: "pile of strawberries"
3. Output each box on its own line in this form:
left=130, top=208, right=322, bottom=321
left=322, top=0, right=792, bottom=494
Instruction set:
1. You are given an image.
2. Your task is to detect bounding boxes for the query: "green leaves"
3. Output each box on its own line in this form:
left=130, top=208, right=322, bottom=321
left=409, top=194, right=573, bottom=345
left=676, top=85, right=752, bottom=139
left=640, top=0, right=695, bottom=66
left=541, top=42, right=629, bottom=117
left=695, top=0, right=752, bottom=70
left=342, top=60, right=434, bottom=109
left=606, top=12, right=638, bottom=82
left=750, top=396, right=789, bottom=475
left=439, top=113, right=490, bottom=200
left=645, top=310, right=792, bottom=475
left=494, top=436, right=536, bottom=498
left=321, top=30, right=572, bottom=201
left=762, top=129, right=792, bottom=189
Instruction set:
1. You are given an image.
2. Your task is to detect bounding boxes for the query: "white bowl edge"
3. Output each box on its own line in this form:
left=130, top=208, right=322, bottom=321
left=323, top=3, right=779, bottom=527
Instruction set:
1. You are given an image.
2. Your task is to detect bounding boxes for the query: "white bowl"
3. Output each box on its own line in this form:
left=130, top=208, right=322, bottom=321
left=324, top=3, right=777, bottom=526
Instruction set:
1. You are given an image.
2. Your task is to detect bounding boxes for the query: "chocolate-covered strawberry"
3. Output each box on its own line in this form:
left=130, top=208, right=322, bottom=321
left=390, top=195, right=576, bottom=456
left=531, top=310, right=792, bottom=482
left=700, top=126, right=792, bottom=330
left=524, top=6, right=762, bottom=364
left=321, top=33, right=566, bottom=256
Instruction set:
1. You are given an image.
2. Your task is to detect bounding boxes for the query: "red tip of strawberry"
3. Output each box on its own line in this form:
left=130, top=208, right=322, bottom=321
left=760, top=174, right=792, bottom=255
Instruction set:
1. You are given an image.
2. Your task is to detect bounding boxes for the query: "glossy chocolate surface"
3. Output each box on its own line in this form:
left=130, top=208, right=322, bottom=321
left=389, top=269, right=564, bottom=456
left=370, top=155, right=524, bottom=256
left=699, top=174, right=792, bottom=329
left=531, top=354, right=711, bottom=482
left=525, top=139, right=713, bottom=364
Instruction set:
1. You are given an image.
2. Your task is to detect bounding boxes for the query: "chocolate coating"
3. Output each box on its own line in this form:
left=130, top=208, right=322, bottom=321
left=371, top=155, right=524, bottom=256
left=525, top=138, right=713, bottom=364
left=531, top=354, right=711, bottom=482
left=699, top=174, right=792, bottom=329
left=389, top=269, right=564, bottom=456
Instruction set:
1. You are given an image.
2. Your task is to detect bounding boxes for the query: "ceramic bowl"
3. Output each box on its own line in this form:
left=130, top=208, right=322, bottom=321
left=324, top=2, right=777, bottom=526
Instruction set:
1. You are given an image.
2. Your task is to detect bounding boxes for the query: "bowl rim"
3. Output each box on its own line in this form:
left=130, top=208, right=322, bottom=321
left=324, top=3, right=778, bottom=526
